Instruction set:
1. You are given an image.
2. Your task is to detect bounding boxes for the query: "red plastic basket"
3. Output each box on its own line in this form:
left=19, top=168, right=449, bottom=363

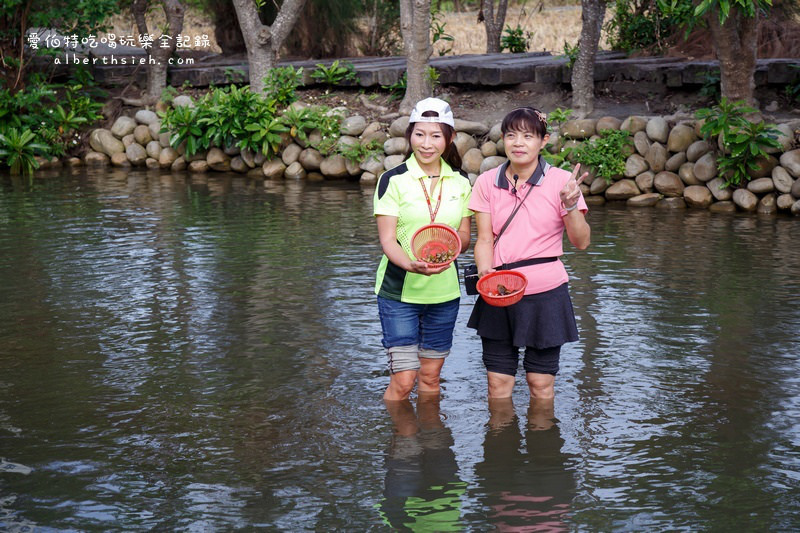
left=410, top=223, right=461, bottom=267
left=476, top=270, right=528, bottom=307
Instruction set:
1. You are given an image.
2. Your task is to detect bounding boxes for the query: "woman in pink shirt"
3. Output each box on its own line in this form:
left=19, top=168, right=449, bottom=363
left=467, top=107, right=590, bottom=400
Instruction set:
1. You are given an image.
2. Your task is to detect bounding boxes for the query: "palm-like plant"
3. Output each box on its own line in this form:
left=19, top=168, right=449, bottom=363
left=0, top=128, right=49, bottom=175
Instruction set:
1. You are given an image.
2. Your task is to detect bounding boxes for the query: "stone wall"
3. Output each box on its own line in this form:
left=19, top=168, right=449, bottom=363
left=74, top=95, right=800, bottom=216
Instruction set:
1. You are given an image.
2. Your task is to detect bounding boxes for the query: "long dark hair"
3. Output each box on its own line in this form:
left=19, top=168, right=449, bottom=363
left=403, top=110, right=462, bottom=171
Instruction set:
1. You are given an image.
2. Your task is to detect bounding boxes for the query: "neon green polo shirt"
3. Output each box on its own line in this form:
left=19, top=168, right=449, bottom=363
left=374, top=155, right=473, bottom=304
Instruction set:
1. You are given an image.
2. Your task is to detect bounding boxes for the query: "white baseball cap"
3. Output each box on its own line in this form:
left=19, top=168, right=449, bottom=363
left=409, top=97, right=455, bottom=128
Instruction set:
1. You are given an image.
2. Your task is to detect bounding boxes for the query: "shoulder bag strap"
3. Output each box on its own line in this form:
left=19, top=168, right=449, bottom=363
left=493, top=167, right=536, bottom=246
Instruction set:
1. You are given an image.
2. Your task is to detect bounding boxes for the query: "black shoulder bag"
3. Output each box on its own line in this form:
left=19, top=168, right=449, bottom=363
left=463, top=168, right=557, bottom=295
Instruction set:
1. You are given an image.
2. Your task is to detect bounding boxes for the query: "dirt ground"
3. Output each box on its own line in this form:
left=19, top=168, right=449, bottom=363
left=282, top=83, right=799, bottom=129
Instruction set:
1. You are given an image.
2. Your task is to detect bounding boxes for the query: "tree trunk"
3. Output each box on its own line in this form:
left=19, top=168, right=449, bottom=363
left=231, top=0, right=308, bottom=93
left=708, top=8, right=760, bottom=107
left=132, top=0, right=185, bottom=104
left=481, top=0, right=509, bottom=54
left=399, top=0, right=433, bottom=114
left=571, top=0, right=606, bottom=117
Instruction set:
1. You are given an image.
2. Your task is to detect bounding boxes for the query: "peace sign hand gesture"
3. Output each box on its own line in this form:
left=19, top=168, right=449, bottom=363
left=560, top=163, right=588, bottom=211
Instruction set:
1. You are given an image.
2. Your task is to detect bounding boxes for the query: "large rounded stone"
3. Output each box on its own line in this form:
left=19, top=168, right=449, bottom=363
left=684, top=185, right=713, bottom=208
left=281, top=143, right=302, bottom=166
left=159, top=147, right=179, bottom=168
left=121, top=134, right=136, bottom=148
left=455, top=119, right=489, bottom=136
left=135, top=109, right=159, bottom=125
left=262, top=159, right=287, bottom=179
left=707, top=178, right=733, bottom=201
left=173, top=95, right=194, bottom=108
left=747, top=177, right=775, bottom=194
left=757, top=194, right=777, bottom=215
left=384, top=154, right=405, bottom=170
left=89, top=128, right=125, bottom=156
left=384, top=137, right=410, bottom=156
left=337, top=135, right=359, bottom=150
left=686, top=140, right=711, bottom=162
left=596, top=116, right=622, bottom=132
left=645, top=142, right=667, bottom=173
left=645, top=117, right=669, bottom=143
left=111, top=152, right=131, bottom=167
left=772, top=166, right=794, bottom=194
left=389, top=116, right=410, bottom=137
left=111, top=116, right=137, bottom=138
left=188, top=159, right=209, bottom=173
left=360, top=172, right=377, bottom=184
left=733, top=188, right=758, bottom=211
left=84, top=151, right=110, bottom=166
left=454, top=131, right=478, bottom=157
left=207, top=147, right=231, bottom=171
left=768, top=123, right=795, bottom=154
left=461, top=148, right=484, bottom=175
left=779, top=149, right=800, bottom=178
left=240, top=148, right=256, bottom=168
left=148, top=120, right=161, bottom=140
left=654, top=171, right=684, bottom=197
left=361, top=122, right=387, bottom=145
left=230, top=156, right=248, bottom=173
left=589, top=177, right=609, bottom=195
left=709, top=201, right=736, bottom=213
left=655, top=197, right=686, bottom=209
left=635, top=171, right=655, bottom=193
left=170, top=156, right=186, bottom=171
left=693, top=153, right=718, bottom=182
left=793, top=199, right=800, bottom=215
left=341, top=115, right=367, bottom=136
left=747, top=155, right=778, bottom=179
left=777, top=193, right=795, bottom=210
left=284, top=161, right=306, bottom=180
left=496, top=139, right=505, bottom=156
left=307, top=171, right=325, bottom=182
left=605, top=179, right=640, bottom=200
left=146, top=140, right=161, bottom=160
left=125, top=143, right=147, bottom=166
left=633, top=130, right=651, bottom=156
left=627, top=193, right=661, bottom=207
left=792, top=177, right=800, bottom=198
left=159, top=132, right=171, bottom=148
left=298, top=148, right=323, bottom=170
left=667, top=124, right=696, bottom=153
left=480, top=156, right=507, bottom=174
left=678, top=162, right=700, bottom=185
left=360, top=153, right=385, bottom=176
left=489, top=123, right=503, bottom=142
left=481, top=141, right=498, bottom=157
left=562, top=119, right=596, bottom=139
left=665, top=151, right=687, bottom=172
left=624, top=154, right=649, bottom=177
left=621, top=116, right=648, bottom=134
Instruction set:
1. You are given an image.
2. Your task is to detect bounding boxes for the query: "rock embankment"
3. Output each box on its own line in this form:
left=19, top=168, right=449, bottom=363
left=73, top=95, right=800, bottom=215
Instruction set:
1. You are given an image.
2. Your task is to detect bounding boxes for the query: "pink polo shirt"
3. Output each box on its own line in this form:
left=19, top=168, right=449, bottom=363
left=469, top=159, right=588, bottom=295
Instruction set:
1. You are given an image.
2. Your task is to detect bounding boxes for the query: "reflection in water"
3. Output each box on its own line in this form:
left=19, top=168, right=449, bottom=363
left=1, top=171, right=800, bottom=530
left=378, top=396, right=466, bottom=531
left=473, top=398, right=575, bottom=531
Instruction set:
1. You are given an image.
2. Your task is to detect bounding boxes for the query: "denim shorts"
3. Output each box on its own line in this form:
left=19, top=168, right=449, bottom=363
left=377, top=296, right=460, bottom=373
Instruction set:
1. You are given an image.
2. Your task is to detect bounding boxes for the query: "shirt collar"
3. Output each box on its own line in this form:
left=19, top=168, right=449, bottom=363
left=493, top=156, right=550, bottom=190
left=407, top=154, right=455, bottom=180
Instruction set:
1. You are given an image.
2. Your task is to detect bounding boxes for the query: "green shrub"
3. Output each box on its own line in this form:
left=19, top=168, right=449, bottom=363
left=500, top=25, right=532, bottom=53
left=695, top=98, right=782, bottom=188
left=0, top=128, right=49, bottom=175
left=262, top=66, right=304, bottom=108
left=572, top=129, right=633, bottom=183
left=311, top=60, right=357, bottom=86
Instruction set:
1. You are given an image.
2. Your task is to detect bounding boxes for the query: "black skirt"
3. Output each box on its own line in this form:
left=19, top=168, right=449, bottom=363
left=467, top=283, right=579, bottom=349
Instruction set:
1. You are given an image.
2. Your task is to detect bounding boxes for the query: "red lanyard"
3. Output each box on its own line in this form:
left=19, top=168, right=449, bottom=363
left=418, top=177, right=443, bottom=223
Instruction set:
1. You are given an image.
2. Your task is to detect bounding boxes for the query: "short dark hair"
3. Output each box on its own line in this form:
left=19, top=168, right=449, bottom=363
left=501, top=107, right=548, bottom=138
left=404, top=110, right=462, bottom=171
